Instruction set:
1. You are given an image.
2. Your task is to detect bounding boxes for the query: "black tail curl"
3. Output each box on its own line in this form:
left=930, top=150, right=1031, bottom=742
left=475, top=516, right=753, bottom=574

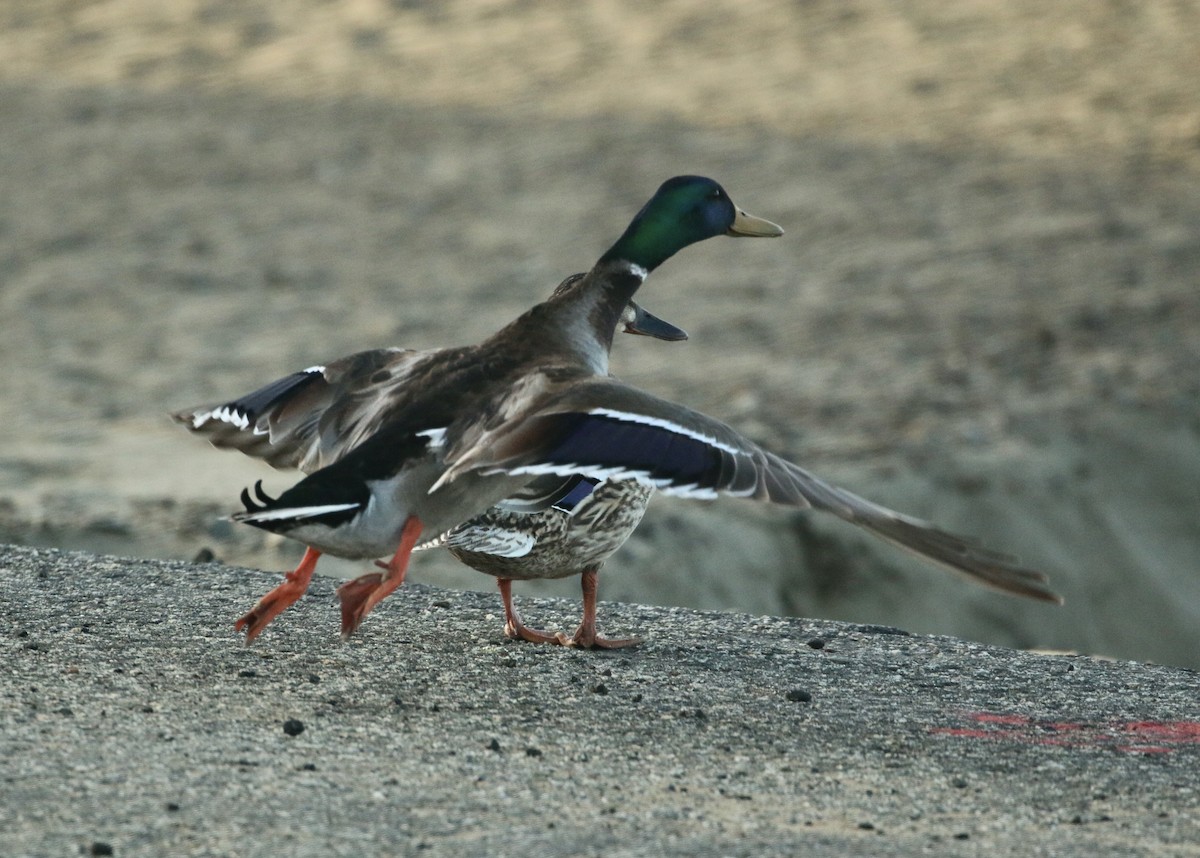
left=239, top=480, right=278, bottom=513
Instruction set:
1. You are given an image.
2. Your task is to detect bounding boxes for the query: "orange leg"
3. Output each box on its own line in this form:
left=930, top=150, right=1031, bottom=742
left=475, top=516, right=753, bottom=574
left=335, top=573, right=382, bottom=638
left=566, top=567, right=640, bottom=650
left=235, top=546, right=322, bottom=644
left=498, top=579, right=569, bottom=646
left=337, top=516, right=424, bottom=639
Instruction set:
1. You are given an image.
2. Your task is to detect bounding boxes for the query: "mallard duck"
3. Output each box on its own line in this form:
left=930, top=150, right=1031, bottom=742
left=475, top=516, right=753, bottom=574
left=178, top=175, right=783, bottom=640
left=425, top=476, right=655, bottom=648
left=175, top=291, right=688, bottom=642
left=230, top=175, right=1060, bottom=642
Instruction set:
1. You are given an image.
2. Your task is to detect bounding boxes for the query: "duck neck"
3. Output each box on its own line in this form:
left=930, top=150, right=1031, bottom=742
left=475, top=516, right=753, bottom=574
left=592, top=254, right=648, bottom=326
left=529, top=260, right=647, bottom=375
left=598, top=203, right=687, bottom=274
left=583, top=259, right=649, bottom=368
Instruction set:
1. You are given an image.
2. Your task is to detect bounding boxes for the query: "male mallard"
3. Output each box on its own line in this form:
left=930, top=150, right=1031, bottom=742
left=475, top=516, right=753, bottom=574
left=179, top=175, right=782, bottom=640
left=229, top=176, right=1060, bottom=642
left=175, top=288, right=688, bottom=642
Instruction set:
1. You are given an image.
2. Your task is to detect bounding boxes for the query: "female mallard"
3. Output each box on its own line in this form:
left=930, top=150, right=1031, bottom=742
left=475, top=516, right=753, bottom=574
left=428, top=476, right=654, bottom=648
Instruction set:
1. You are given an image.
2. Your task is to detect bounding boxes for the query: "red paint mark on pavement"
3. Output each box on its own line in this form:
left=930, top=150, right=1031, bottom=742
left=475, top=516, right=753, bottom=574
left=931, top=712, right=1200, bottom=754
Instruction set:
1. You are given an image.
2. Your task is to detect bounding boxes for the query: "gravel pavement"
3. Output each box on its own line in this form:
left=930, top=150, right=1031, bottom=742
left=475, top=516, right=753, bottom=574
left=4, top=545, right=1199, bottom=856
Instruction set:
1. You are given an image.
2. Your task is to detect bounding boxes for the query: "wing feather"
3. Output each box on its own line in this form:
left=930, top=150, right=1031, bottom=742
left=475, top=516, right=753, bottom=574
left=172, top=348, right=424, bottom=472
left=440, top=377, right=1060, bottom=603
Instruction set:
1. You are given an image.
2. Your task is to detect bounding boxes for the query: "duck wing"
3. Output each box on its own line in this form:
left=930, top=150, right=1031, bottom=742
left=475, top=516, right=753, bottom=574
left=172, top=348, right=424, bottom=472
left=438, top=377, right=1061, bottom=603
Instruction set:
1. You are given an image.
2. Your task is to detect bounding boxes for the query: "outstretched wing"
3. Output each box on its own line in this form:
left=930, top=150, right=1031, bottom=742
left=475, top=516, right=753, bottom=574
left=172, top=348, right=424, bottom=472
left=439, top=377, right=1061, bottom=603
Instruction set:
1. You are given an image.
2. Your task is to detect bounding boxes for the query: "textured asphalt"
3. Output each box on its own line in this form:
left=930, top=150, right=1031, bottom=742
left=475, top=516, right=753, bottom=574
left=3, top=544, right=1199, bottom=857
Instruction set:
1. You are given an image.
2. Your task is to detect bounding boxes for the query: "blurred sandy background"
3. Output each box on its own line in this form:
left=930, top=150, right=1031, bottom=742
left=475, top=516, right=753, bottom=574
left=1, top=1, right=1198, bottom=665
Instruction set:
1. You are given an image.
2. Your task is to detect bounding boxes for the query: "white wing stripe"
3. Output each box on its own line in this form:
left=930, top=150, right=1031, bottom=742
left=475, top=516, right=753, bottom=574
left=191, top=406, right=250, bottom=430
left=585, top=407, right=741, bottom=455
left=240, top=503, right=360, bottom=523
left=417, top=427, right=448, bottom=449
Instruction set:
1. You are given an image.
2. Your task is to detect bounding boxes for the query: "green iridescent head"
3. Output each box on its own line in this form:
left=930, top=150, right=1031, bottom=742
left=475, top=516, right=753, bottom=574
left=599, top=176, right=783, bottom=272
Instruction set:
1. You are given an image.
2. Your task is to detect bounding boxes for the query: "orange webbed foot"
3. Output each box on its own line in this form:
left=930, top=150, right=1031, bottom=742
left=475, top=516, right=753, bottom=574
left=235, top=547, right=321, bottom=644
left=562, top=626, right=641, bottom=650
left=336, top=516, right=424, bottom=639
left=562, top=567, right=640, bottom=649
left=336, top=573, right=383, bottom=639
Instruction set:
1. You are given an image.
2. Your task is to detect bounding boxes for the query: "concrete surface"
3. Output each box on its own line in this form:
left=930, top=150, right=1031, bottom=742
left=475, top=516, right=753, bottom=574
left=4, top=544, right=1199, bottom=857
